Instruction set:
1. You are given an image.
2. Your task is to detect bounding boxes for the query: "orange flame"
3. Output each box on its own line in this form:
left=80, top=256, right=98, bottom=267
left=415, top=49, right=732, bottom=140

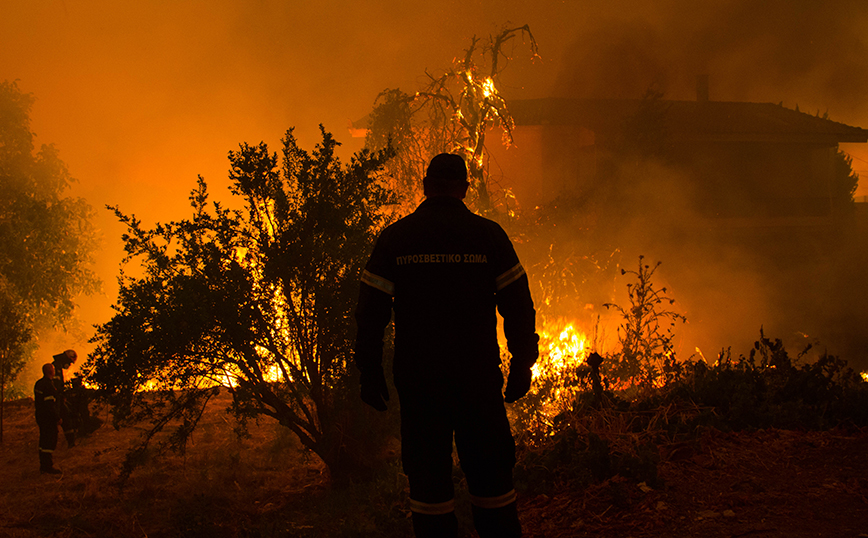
left=533, top=321, right=588, bottom=381
left=481, top=77, right=496, bottom=98
left=507, top=319, right=593, bottom=426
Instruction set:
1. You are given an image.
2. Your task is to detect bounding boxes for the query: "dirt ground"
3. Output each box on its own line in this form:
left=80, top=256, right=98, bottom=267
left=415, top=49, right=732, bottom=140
left=0, top=394, right=327, bottom=538
left=520, top=427, right=868, bottom=538
left=2, top=394, right=867, bottom=537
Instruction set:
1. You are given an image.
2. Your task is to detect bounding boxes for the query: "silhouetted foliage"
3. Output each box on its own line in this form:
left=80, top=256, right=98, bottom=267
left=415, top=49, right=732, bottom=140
left=0, top=80, right=99, bottom=441
left=0, top=80, right=100, bottom=327
left=604, top=256, right=686, bottom=390
left=833, top=148, right=859, bottom=211
left=662, top=330, right=868, bottom=431
left=513, top=326, right=868, bottom=497
left=0, top=280, right=32, bottom=442
left=84, top=127, right=398, bottom=484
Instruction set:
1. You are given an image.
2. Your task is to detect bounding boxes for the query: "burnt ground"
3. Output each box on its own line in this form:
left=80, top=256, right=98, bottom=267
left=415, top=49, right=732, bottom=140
left=1, top=393, right=867, bottom=537
left=520, top=428, right=868, bottom=538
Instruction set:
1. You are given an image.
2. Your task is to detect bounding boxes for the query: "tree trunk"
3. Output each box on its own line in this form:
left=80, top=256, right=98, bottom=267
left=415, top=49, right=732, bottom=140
left=1, top=381, right=6, bottom=444
left=315, top=431, right=380, bottom=488
left=310, top=402, right=399, bottom=488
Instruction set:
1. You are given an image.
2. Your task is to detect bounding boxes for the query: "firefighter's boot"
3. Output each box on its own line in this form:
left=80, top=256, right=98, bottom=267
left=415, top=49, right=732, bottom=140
left=471, top=501, right=521, bottom=538
left=39, top=452, right=61, bottom=474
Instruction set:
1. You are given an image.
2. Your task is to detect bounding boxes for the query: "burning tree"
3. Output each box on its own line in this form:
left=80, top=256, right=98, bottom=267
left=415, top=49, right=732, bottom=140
left=84, top=128, right=397, bottom=483
left=366, top=25, right=539, bottom=213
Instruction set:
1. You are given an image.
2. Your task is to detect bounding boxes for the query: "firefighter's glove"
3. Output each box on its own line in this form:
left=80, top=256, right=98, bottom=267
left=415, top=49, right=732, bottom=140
left=504, top=367, right=532, bottom=403
left=360, top=369, right=389, bottom=412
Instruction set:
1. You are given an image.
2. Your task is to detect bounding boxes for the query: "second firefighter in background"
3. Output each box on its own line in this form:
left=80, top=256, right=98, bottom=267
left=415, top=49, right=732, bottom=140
left=35, top=363, right=62, bottom=474
left=52, top=350, right=78, bottom=447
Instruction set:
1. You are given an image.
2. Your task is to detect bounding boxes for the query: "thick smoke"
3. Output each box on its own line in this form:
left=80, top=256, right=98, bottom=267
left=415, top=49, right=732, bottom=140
left=3, top=0, right=867, bottom=373
left=552, top=0, right=868, bottom=120
left=526, top=0, right=868, bottom=367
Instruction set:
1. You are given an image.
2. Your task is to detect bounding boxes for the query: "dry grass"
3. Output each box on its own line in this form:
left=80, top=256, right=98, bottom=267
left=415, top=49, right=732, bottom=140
left=4, top=391, right=868, bottom=538
left=0, top=391, right=336, bottom=538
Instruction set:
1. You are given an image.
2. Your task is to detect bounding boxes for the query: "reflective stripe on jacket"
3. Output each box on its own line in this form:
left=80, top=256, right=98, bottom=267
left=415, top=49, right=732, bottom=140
left=354, top=196, right=538, bottom=381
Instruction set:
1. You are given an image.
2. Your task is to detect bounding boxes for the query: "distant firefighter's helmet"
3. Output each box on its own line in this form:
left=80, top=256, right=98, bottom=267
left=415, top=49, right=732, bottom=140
left=52, top=349, right=78, bottom=368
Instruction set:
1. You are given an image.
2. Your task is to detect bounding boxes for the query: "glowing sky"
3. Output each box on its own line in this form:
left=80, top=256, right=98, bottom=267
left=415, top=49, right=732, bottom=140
left=3, top=0, right=868, bottom=360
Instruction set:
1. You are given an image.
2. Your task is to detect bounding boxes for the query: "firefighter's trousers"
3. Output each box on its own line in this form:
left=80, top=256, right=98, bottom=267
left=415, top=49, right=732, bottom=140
left=397, top=365, right=521, bottom=538
left=38, top=420, right=59, bottom=472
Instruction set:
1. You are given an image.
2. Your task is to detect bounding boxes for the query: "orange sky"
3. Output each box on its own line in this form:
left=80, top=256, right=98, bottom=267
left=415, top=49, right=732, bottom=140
left=3, top=0, right=868, bottom=364
left=1, top=1, right=561, bottom=337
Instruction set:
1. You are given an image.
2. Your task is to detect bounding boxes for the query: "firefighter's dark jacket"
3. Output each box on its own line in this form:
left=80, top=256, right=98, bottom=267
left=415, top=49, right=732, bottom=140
left=34, top=376, right=60, bottom=426
left=355, top=196, right=538, bottom=382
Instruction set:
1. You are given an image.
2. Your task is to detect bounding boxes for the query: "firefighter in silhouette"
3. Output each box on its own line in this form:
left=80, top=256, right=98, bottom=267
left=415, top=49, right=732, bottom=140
left=67, top=376, right=102, bottom=437
left=34, top=363, right=62, bottom=474
left=51, top=349, right=78, bottom=447
left=355, top=153, right=539, bottom=538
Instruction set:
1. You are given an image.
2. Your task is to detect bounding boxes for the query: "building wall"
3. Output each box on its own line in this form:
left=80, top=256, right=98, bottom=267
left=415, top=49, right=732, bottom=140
left=487, top=124, right=596, bottom=211
left=673, top=141, right=837, bottom=221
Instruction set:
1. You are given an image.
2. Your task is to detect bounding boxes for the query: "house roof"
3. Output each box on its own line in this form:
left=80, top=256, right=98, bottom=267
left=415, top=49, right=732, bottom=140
left=508, top=98, right=868, bottom=144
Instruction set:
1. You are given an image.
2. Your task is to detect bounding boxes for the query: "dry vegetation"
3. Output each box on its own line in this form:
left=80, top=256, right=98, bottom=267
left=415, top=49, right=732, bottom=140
left=3, top=388, right=868, bottom=538
left=521, top=427, right=868, bottom=538
left=1, top=391, right=332, bottom=537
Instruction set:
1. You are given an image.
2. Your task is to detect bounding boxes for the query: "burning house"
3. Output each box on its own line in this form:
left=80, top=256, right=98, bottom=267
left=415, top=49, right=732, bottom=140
left=493, top=90, right=868, bottom=226
left=486, top=86, right=868, bottom=367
